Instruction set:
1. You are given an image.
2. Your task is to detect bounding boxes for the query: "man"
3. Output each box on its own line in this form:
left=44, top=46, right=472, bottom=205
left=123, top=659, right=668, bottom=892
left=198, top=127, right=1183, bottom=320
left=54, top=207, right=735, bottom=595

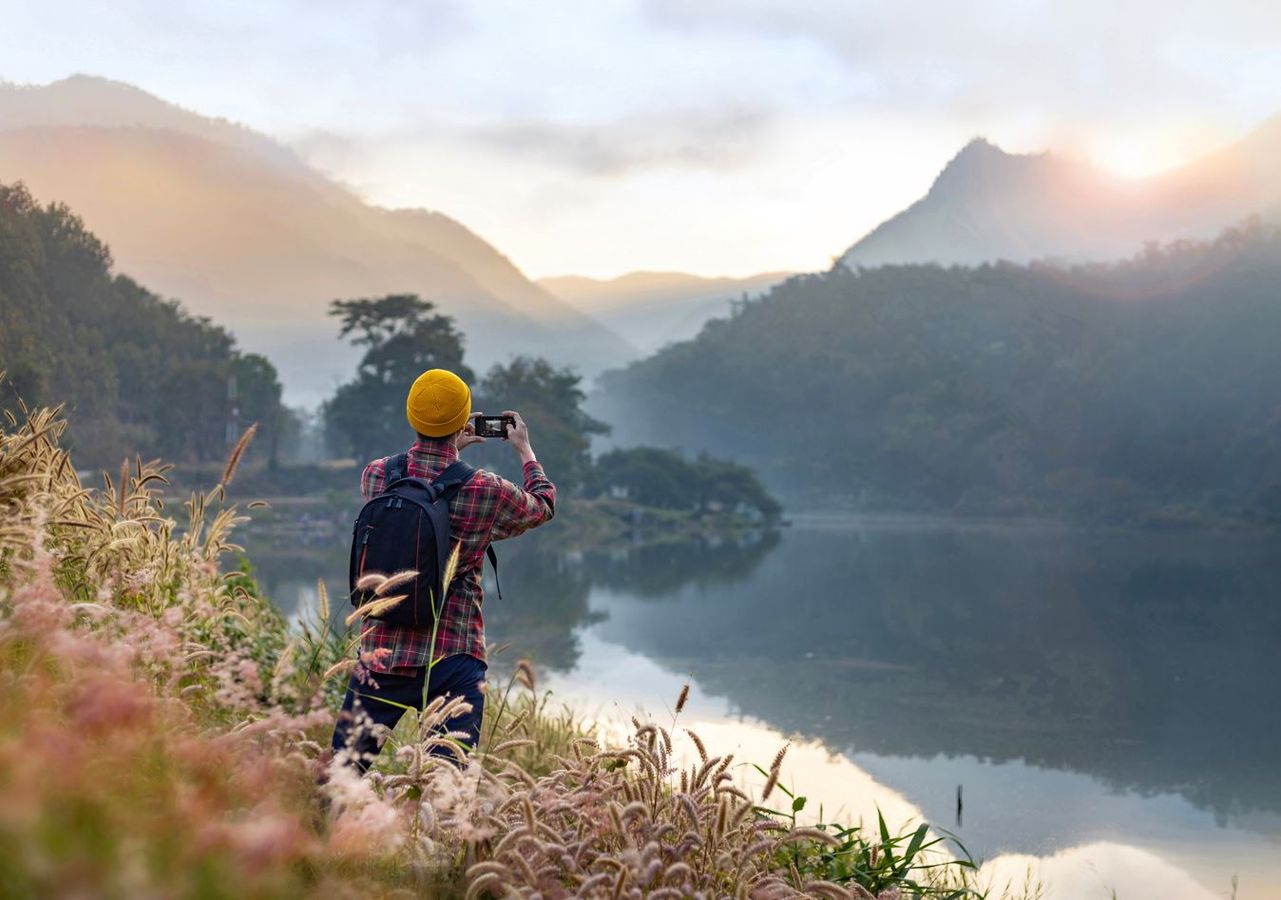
left=330, top=368, right=555, bottom=771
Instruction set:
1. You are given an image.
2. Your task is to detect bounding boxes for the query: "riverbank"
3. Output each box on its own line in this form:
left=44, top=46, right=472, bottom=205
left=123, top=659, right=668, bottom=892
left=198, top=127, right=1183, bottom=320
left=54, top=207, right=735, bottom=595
left=3, top=409, right=989, bottom=898
left=161, top=460, right=1278, bottom=541
left=164, top=464, right=779, bottom=556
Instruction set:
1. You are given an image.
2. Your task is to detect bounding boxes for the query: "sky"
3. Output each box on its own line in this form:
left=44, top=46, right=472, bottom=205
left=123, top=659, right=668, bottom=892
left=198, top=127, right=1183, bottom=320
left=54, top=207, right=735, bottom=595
left=3, top=0, right=1280, bottom=279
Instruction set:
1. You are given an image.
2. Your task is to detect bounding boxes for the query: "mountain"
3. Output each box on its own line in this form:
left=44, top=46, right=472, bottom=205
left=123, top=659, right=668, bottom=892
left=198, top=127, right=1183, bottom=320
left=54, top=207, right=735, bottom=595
left=0, top=76, right=637, bottom=405
left=597, top=221, right=1281, bottom=524
left=538, top=270, right=791, bottom=354
left=840, top=118, right=1281, bottom=269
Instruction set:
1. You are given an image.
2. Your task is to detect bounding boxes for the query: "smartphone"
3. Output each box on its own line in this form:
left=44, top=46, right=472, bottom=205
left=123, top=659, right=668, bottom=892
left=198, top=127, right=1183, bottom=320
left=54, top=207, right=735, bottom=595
left=473, top=414, right=515, bottom=439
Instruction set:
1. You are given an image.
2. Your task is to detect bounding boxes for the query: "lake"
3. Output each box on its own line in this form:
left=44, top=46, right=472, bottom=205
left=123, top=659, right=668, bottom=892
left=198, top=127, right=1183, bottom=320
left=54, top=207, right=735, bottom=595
left=246, top=512, right=1281, bottom=899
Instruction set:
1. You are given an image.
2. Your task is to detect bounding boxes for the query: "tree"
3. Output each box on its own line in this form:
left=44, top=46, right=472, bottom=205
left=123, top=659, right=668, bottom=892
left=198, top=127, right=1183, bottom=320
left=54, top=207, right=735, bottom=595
left=233, top=354, right=284, bottom=468
left=472, top=357, right=610, bottom=494
left=593, top=447, right=781, bottom=520
left=323, top=295, right=473, bottom=463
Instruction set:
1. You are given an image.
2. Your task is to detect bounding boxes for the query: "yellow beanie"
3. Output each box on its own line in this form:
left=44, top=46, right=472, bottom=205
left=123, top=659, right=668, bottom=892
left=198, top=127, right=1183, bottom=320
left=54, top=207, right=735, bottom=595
left=406, top=369, right=472, bottom=437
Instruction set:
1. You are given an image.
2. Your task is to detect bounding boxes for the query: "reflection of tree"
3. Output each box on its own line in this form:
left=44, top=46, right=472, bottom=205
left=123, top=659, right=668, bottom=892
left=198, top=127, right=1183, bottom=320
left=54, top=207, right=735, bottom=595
left=591, top=527, right=1281, bottom=821
left=482, top=535, right=601, bottom=674
left=584, top=529, right=782, bottom=598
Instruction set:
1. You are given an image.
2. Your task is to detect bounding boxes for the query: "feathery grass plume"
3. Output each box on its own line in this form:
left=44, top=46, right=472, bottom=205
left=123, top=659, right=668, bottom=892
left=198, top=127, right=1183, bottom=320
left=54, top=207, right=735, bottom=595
left=323, top=659, right=357, bottom=680
left=317, top=579, right=330, bottom=622
left=713, top=796, right=729, bottom=840
left=785, top=827, right=841, bottom=847
left=117, top=458, right=129, bottom=515
left=218, top=422, right=258, bottom=490
left=760, top=768, right=781, bottom=802
left=675, top=682, right=690, bottom=714
left=375, top=569, right=419, bottom=595
left=344, top=593, right=408, bottom=626
left=514, top=659, right=536, bottom=693
left=769, top=742, right=789, bottom=775
left=715, top=753, right=735, bottom=777
left=441, top=542, right=462, bottom=595
left=685, top=728, right=708, bottom=764
left=354, top=573, right=387, bottom=593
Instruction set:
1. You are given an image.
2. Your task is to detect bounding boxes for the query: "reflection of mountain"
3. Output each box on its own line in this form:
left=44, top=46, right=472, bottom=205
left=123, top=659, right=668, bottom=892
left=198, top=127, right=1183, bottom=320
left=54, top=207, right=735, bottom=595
left=0, top=76, right=636, bottom=404
left=587, top=525, right=1281, bottom=823
left=539, top=271, right=790, bottom=355
left=841, top=117, right=1281, bottom=268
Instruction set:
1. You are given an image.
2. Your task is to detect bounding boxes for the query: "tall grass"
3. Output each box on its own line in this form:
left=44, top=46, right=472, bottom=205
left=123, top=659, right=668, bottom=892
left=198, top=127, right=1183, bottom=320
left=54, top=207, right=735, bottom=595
left=0, top=401, right=1003, bottom=898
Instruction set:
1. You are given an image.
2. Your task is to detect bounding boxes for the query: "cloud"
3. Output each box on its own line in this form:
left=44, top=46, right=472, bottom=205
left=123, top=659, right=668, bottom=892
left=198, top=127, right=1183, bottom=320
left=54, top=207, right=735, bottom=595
left=640, top=0, right=1281, bottom=126
left=465, top=106, right=773, bottom=176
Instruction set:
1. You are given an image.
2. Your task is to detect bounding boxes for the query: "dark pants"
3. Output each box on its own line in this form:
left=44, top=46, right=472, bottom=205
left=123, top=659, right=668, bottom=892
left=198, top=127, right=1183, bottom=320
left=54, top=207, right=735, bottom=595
left=330, top=654, right=487, bottom=773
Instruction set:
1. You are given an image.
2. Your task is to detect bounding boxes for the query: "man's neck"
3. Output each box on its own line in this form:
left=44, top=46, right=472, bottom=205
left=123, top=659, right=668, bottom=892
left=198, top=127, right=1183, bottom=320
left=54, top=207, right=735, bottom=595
left=412, top=436, right=459, bottom=459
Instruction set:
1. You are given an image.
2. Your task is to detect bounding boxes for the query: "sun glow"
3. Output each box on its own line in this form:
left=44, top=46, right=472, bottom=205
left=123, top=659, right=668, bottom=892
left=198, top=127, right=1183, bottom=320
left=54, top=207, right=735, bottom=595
left=1088, top=126, right=1223, bottom=180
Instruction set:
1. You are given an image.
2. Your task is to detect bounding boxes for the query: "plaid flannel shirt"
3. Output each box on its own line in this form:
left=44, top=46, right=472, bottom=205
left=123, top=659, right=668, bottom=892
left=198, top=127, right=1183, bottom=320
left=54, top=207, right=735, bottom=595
left=358, top=437, right=556, bottom=672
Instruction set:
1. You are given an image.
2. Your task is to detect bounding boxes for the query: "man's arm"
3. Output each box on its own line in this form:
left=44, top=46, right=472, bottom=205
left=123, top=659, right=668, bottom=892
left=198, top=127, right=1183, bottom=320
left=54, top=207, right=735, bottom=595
left=490, top=410, right=555, bottom=540
left=360, top=457, right=389, bottom=501
left=490, top=463, right=556, bottom=541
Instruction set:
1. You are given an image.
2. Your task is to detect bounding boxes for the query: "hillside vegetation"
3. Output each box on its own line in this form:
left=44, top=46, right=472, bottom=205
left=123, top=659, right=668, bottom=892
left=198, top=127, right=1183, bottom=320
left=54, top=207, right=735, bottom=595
left=0, top=181, right=286, bottom=469
left=597, top=221, right=1281, bottom=526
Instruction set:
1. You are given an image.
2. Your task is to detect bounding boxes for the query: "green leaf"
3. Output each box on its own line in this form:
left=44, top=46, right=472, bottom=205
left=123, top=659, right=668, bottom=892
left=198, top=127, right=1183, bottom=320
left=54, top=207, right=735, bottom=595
left=898, top=823, right=929, bottom=874
left=353, top=690, right=416, bottom=712
left=792, top=795, right=807, bottom=813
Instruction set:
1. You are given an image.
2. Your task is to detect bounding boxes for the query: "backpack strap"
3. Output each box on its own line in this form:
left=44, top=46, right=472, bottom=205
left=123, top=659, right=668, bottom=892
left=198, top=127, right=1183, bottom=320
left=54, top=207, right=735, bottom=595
left=486, top=544, right=502, bottom=602
left=430, top=460, right=478, bottom=499
left=385, top=452, right=410, bottom=485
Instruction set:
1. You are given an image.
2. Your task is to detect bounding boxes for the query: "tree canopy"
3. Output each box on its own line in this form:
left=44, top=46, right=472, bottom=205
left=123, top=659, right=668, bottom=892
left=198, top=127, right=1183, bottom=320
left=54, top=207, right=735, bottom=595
left=593, top=447, right=781, bottom=520
left=323, top=294, right=474, bottom=464
left=471, top=356, right=610, bottom=494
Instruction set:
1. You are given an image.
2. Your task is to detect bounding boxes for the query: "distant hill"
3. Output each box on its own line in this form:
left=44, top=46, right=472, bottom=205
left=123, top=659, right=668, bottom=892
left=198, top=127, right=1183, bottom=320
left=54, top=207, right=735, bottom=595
left=0, top=76, right=637, bottom=405
left=597, top=221, right=1281, bottom=525
left=539, top=270, right=791, bottom=354
left=840, top=118, right=1281, bottom=269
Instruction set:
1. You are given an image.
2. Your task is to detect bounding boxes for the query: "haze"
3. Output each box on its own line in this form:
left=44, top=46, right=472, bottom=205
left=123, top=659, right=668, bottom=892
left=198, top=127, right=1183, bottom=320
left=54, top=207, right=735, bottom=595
left=4, top=0, right=1280, bottom=279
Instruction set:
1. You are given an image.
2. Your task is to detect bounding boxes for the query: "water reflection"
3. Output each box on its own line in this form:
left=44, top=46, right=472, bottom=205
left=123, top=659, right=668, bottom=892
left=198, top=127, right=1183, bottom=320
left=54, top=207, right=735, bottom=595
left=243, top=517, right=1281, bottom=894
left=545, top=626, right=1266, bottom=899
left=573, top=525, right=1281, bottom=827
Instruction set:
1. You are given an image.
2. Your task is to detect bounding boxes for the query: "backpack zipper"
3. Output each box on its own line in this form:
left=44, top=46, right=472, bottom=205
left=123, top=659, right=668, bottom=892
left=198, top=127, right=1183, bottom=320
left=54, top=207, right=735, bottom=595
left=358, top=529, right=371, bottom=575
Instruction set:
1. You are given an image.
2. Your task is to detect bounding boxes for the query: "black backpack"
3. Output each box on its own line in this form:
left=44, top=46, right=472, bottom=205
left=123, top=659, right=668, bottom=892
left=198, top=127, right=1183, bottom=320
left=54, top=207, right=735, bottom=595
left=348, top=453, right=498, bottom=627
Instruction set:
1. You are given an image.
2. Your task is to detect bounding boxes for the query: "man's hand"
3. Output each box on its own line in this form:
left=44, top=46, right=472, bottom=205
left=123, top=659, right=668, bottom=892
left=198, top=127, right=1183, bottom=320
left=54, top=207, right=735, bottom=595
left=456, top=414, right=487, bottom=452
left=503, top=410, right=536, bottom=464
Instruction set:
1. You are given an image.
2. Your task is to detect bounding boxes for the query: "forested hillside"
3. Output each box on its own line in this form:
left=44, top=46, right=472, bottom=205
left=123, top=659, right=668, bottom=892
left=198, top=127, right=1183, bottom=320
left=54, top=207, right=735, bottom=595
left=0, top=181, right=284, bottom=469
left=597, top=221, right=1281, bottom=525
